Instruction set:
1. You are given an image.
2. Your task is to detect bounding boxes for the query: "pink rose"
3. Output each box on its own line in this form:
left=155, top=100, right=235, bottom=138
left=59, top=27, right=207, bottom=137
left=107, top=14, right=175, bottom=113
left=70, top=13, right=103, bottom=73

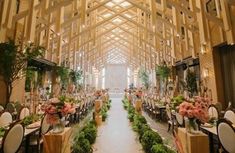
left=47, top=106, right=57, bottom=114
left=179, top=109, right=187, bottom=116
left=187, top=110, right=194, bottom=118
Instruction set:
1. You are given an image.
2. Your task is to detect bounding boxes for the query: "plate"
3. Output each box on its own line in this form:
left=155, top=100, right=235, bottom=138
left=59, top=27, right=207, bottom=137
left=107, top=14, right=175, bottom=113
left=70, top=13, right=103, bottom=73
left=26, top=122, right=41, bottom=129
left=201, top=123, right=213, bottom=128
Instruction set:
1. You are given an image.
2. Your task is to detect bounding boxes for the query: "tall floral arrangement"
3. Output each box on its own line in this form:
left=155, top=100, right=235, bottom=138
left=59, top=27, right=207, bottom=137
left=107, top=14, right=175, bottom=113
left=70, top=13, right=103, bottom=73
left=94, top=90, right=102, bottom=99
left=42, top=97, right=75, bottom=125
left=179, top=97, right=209, bottom=123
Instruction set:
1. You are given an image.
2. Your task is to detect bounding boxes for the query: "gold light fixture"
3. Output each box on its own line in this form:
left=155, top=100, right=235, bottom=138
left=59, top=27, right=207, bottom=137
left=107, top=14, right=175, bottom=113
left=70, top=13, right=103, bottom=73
left=201, top=44, right=207, bottom=54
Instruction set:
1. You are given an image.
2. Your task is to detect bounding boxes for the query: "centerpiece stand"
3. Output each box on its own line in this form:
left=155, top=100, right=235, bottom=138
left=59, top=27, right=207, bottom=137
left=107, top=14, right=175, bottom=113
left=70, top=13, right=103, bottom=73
left=177, top=128, right=209, bottom=153
left=95, top=99, right=102, bottom=126
left=43, top=127, right=72, bottom=153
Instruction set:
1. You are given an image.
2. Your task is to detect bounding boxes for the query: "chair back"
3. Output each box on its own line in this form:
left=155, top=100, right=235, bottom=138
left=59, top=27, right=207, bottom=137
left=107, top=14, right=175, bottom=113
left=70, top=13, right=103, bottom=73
left=0, top=105, right=4, bottom=112
left=40, top=114, right=51, bottom=135
left=19, top=107, right=30, bottom=120
left=224, top=110, right=235, bottom=124
left=14, top=102, right=22, bottom=115
left=217, top=119, right=235, bottom=153
left=5, top=103, right=16, bottom=114
left=0, top=112, right=13, bottom=127
left=175, top=112, right=184, bottom=126
left=166, top=104, right=172, bottom=120
left=208, top=105, right=219, bottom=119
left=2, top=122, right=24, bottom=153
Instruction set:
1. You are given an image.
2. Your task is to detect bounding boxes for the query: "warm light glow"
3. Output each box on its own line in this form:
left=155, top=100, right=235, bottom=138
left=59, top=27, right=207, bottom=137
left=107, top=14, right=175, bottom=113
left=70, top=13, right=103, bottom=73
left=102, top=13, right=112, bottom=18
left=120, top=2, right=131, bottom=7
left=112, top=18, right=122, bottom=24
left=112, top=0, right=123, bottom=4
left=105, top=2, right=115, bottom=7
left=203, top=68, right=209, bottom=78
left=201, top=44, right=206, bottom=54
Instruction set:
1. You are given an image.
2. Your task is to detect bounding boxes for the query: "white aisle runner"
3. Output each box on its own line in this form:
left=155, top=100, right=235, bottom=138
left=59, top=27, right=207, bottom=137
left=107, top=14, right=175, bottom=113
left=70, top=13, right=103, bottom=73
left=93, top=98, right=144, bottom=153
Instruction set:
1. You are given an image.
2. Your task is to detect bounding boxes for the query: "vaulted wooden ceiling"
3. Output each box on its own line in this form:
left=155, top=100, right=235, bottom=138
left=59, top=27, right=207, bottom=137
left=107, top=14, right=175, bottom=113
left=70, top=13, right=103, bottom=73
left=1, top=0, right=235, bottom=72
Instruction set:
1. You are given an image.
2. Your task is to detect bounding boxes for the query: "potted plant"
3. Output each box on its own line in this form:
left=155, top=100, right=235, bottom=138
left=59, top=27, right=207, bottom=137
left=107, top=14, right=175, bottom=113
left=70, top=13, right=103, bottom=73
left=151, top=144, right=175, bottom=153
left=82, top=122, right=97, bottom=144
left=0, top=40, right=44, bottom=105
left=72, top=132, right=92, bottom=153
left=140, top=130, right=163, bottom=153
left=101, top=107, right=108, bottom=121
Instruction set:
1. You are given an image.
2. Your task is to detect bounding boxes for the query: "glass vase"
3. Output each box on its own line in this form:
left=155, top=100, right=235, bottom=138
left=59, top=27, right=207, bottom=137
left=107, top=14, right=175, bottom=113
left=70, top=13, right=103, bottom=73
left=185, top=117, right=199, bottom=134
left=51, top=115, right=65, bottom=134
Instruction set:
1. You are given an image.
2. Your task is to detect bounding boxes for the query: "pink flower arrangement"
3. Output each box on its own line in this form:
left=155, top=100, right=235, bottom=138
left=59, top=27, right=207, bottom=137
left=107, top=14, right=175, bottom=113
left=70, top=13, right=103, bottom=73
left=94, top=90, right=102, bottom=99
left=136, top=90, right=143, bottom=99
left=179, top=97, right=209, bottom=123
left=42, top=98, right=76, bottom=125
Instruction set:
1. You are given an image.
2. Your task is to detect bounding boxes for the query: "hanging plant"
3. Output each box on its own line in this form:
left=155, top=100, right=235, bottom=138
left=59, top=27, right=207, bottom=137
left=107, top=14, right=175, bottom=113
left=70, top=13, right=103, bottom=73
left=55, top=65, right=69, bottom=88
left=138, top=68, right=149, bottom=89
left=155, top=63, right=171, bottom=80
left=69, top=69, right=83, bottom=86
left=185, top=70, right=197, bottom=97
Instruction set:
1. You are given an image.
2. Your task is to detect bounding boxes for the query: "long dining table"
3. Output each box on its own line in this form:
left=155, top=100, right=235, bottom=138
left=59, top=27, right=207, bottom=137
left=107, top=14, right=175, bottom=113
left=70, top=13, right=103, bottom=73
left=200, top=123, right=235, bottom=153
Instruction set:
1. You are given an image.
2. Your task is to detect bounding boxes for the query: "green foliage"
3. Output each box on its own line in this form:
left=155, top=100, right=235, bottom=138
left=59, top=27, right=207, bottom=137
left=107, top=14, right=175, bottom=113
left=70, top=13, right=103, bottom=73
left=128, top=113, right=135, bottom=122
left=25, top=66, right=43, bottom=92
left=21, top=114, right=41, bottom=126
left=138, top=68, right=149, bottom=89
left=82, top=122, right=97, bottom=144
left=0, top=40, right=44, bottom=104
left=127, top=105, right=135, bottom=114
left=151, top=144, right=175, bottom=153
left=69, top=69, right=83, bottom=86
left=132, top=115, right=148, bottom=134
left=101, top=108, right=108, bottom=121
left=73, top=132, right=92, bottom=153
left=106, top=102, right=111, bottom=109
left=122, top=96, right=175, bottom=153
left=141, top=130, right=163, bottom=153
left=0, top=127, right=6, bottom=138
left=155, top=63, right=171, bottom=80
left=185, top=70, right=197, bottom=96
left=171, top=95, right=184, bottom=109
left=73, top=121, right=97, bottom=153
left=56, top=65, right=69, bottom=88
left=134, top=114, right=147, bottom=124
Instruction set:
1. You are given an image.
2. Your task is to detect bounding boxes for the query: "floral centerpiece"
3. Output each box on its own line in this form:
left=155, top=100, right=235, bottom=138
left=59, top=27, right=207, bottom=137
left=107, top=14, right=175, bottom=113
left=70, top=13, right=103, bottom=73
left=178, top=97, right=209, bottom=133
left=94, top=90, right=102, bottom=99
left=42, top=97, right=75, bottom=133
left=135, top=90, right=143, bottom=99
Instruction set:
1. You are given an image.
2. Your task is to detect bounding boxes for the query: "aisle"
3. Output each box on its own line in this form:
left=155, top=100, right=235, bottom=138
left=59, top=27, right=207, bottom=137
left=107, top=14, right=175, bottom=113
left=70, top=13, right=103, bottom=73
left=93, top=98, right=144, bottom=153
